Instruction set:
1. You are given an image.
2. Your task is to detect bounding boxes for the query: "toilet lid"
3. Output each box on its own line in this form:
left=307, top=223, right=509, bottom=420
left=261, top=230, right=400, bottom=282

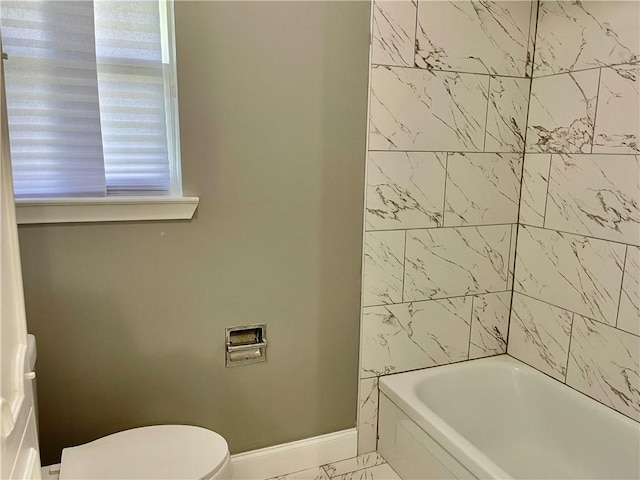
left=59, top=425, right=229, bottom=480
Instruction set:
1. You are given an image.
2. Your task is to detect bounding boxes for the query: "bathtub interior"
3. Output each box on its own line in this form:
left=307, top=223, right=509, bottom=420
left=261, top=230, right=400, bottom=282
left=381, top=356, right=640, bottom=479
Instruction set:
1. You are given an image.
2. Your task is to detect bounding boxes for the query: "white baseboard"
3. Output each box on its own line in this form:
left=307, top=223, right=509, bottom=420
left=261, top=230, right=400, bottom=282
left=231, top=429, right=357, bottom=480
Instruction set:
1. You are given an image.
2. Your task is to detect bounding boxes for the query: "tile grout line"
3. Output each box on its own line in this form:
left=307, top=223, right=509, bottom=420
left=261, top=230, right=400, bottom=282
left=614, top=245, right=629, bottom=329
left=590, top=68, right=603, bottom=154
left=524, top=0, right=535, bottom=79
left=400, top=229, right=408, bottom=303
left=517, top=222, right=638, bottom=248
left=366, top=222, right=640, bottom=247
left=372, top=62, right=544, bottom=79
left=541, top=153, right=553, bottom=229
left=513, top=290, right=639, bottom=338
left=563, top=313, right=576, bottom=383
left=362, top=354, right=507, bottom=382
left=412, top=0, right=419, bottom=70
left=504, top=223, right=518, bottom=355
left=482, top=76, right=491, bottom=152
left=467, top=295, right=475, bottom=360
left=369, top=148, right=636, bottom=156
left=374, top=376, right=381, bottom=454
left=365, top=222, right=518, bottom=234
left=442, top=152, right=449, bottom=226
left=363, top=289, right=513, bottom=310
left=371, top=60, right=640, bottom=80
left=506, top=223, right=514, bottom=292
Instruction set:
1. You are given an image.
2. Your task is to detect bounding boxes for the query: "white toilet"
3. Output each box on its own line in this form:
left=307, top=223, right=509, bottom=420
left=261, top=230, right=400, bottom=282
left=58, top=425, right=232, bottom=480
left=28, top=336, right=233, bottom=480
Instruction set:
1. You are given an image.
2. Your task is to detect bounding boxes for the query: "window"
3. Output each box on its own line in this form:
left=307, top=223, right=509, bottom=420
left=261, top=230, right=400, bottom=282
left=0, top=0, right=197, bottom=223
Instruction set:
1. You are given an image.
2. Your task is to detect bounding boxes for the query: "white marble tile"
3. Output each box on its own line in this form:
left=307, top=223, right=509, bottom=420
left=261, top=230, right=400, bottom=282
left=444, top=153, right=522, bottom=227
left=356, top=378, right=379, bottom=455
left=414, top=0, right=530, bottom=77
left=366, top=151, right=445, bottom=231
left=526, top=70, right=600, bottom=153
left=332, top=463, right=400, bottom=480
left=360, top=297, right=472, bottom=378
left=371, top=0, right=417, bottom=67
left=369, top=65, right=489, bottom=152
left=593, top=65, right=640, bottom=154
left=519, top=153, right=552, bottom=227
left=514, top=226, right=626, bottom=325
left=508, top=293, right=573, bottom=381
left=534, top=1, right=640, bottom=76
left=404, top=225, right=510, bottom=301
left=324, top=453, right=386, bottom=477
left=566, top=315, right=640, bottom=422
left=507, top=223, right=517, bottom=291
left=545, top=154, right=640, bottom=245
left=267, top=467, right=330, bottom=480
left=485, top=76, right=530, bottom=153
left=469, top=291, right=510, bottom=359
left=363, top=231, right=405, bottom=306
left=618, top=246, right=640, bottom=336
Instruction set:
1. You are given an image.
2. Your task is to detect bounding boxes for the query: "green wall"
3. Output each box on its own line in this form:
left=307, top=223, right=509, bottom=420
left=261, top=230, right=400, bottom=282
left=18, top=1, right=370, bottom=464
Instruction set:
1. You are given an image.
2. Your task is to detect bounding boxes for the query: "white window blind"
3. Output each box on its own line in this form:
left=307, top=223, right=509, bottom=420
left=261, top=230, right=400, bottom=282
left=0, top=0, right=177, bottom=199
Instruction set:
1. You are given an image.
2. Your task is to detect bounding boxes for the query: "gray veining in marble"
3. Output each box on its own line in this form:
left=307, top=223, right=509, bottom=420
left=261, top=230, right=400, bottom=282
left=618, top=246, right=640, bottom=336
left=469, top=291, right=510, bottom=359
left=485, top=76, right=530, bottom=153
left=414, top=0, right=531, bottom=77
left=545, top=154, right=640, bottom=246
left=593, top=65, right=640, bottom=154
left=404, top=225, right=510, bottom=302
left=369, top=65, right=489, bottom=152
left=526, top=70, right=600, bottom=153
left=444, top=153, right=522, bottom=227
left=363, top=231, right=405, bottom=306
left=566, top=315, right=640, bottom=422
left=332, top=463, right=400, bottom=480
left=519, top=153, right=551, bottom=227
left=524, top=0, right=539, bottom=78
left=534, top=1, right=640, bottom=76
left=357, top=378, right=379, bottom=455
left=324, top=453, right=386, bottom=478
left=267, top=467, right=330, bottom=480
left=508, top=292, right=573, bottom=381
left=366, top=151, right=445, bottom=231
left=361, top=297, right=472, bottom=378
left=514, top=226, right=626, bottom=325
left=371, top=0, right=417, bottom=67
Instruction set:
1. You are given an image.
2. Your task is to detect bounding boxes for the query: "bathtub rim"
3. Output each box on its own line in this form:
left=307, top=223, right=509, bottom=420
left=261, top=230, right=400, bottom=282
left=379, top=355, right=516, bottom=479
left=378, top=354, right=640, bottom=479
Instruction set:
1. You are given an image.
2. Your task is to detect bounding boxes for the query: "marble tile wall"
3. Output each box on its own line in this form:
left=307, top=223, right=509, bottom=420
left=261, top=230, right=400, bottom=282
left=358, top=0, right=535, bottom=453
left=359, top=0, right=639, bottom=455
left=508, top=1, right=640, bottom=423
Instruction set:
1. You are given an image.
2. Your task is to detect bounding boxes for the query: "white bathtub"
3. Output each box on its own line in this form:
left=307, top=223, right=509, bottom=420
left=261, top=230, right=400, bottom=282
left=378, top=355, right=640, bottom=479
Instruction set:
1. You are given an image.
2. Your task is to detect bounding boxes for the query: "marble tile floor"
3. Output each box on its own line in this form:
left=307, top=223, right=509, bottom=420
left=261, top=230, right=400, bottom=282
left=265, top=452, right=400, bottom=480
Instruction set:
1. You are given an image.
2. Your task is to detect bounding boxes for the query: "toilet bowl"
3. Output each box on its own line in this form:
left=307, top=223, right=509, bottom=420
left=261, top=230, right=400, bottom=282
left=27, top=336, right=231, bottom=479
left=59, top=425, right=232, bottom=480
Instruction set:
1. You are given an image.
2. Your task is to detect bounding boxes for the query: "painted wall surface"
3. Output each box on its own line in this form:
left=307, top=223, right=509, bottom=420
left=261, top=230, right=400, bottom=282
left=357, top=0, right=536, bottom=453
left=17, top=1, right=370, bottom=464
left=508, top=1, right=640, bottom=422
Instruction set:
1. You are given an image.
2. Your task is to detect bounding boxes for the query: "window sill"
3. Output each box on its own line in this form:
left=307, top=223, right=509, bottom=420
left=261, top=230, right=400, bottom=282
left=15, top=196, right=199, bottom=225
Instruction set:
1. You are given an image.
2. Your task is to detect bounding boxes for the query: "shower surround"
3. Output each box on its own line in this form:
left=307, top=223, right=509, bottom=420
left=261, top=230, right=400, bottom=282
left=358, top=0, right=639, bottom=453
